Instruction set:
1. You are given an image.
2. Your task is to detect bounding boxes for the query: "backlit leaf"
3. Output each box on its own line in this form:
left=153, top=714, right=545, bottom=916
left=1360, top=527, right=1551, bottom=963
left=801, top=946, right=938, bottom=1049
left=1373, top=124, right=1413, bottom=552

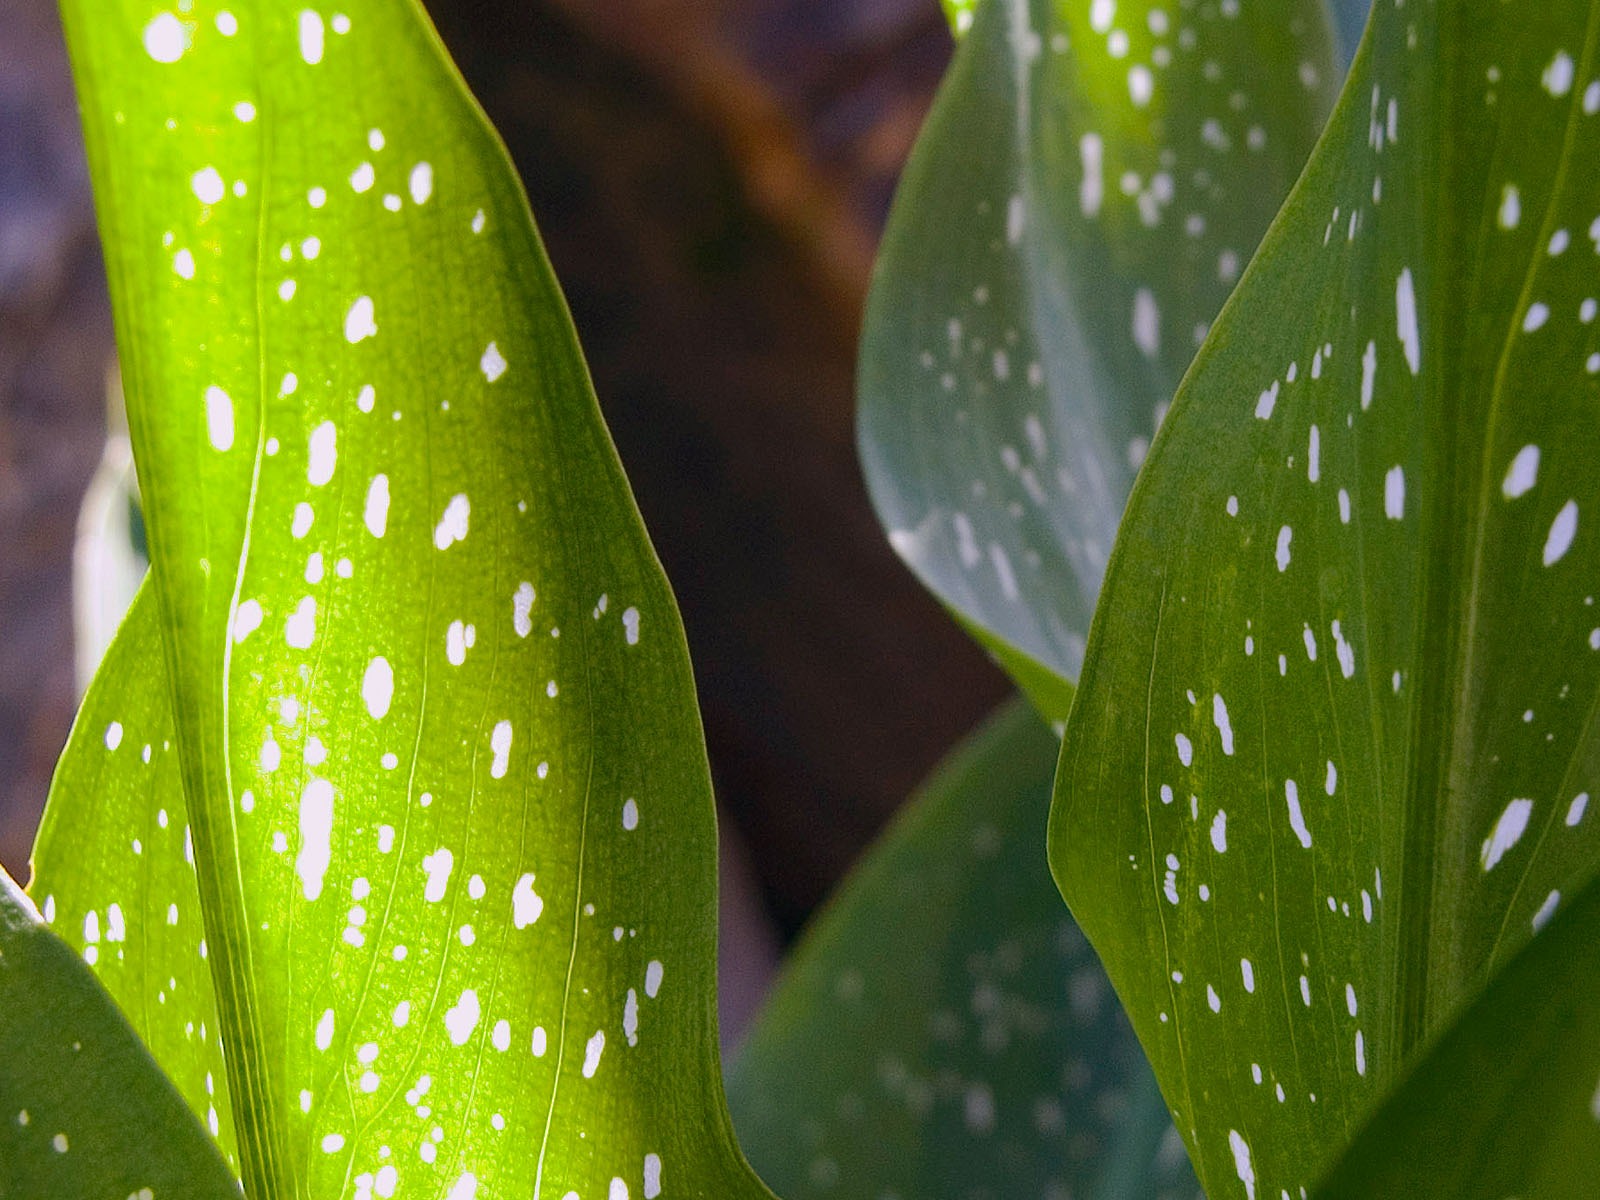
left=32, top=590, right=237, bottom=1164
left=857, top=0, right=1338, bottom=718
left=1053, top=2, right=1600, bottom=1195
left=727, top=700, right=1199, bottom=1200
left=1314, top=869, right=1600, bottom=1199
left=44, top=3, right=772, bottom=1198
left=0, top=867, right=237, bottom=1199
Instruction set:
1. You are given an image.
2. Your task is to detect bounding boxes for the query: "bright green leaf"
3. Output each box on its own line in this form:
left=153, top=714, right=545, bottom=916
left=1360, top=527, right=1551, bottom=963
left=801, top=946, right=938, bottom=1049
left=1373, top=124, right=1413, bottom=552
left=32, top=589, right=238, bottom=1165
left=1314, top=868, right=1600, bottom=1199
left=942, top=0, right=978, bottom=38
left=727, top=700, right=1199, bottom=1200
left=0, top=867, right=237, bottom=1199
left=857, top=0, right=1339, bottom=719
left=1053, top=2, right=1600, bottom=1195
left=47, top=3, right=772, bottom=1198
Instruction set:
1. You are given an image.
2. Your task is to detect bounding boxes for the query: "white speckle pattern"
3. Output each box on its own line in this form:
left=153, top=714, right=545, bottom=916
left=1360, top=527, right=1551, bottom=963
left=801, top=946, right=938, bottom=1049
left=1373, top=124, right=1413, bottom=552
left=143, top=12, right=189, bottom=62
left=364, top=474, right=390, bottom=537
left=362, top=657, right=393, bottom=719
left=296, top=779, right=334, bottom=900
left=1285, top=779, right=1311, bottom=849
left=1481, top=799, right=1533, bottom=871
left=344, top=295, right=377, bottom=343
left=1503, top=445, right=1540, bottom=499
left=410, top=162, right=434, bottom=205
left=434, top=494, right=471, bottom=550
left=444, top=989, right=480, bottom=1045
left=582, top=1029, right=606, bottom=1078
left=1228, top=1130, right=1256, bottom=1200
left=1395, top=268, right=1420, bottom=374
left=512, top=874, right=543, bottom=928
left=480, top=342, right=507, bottom=383
left=299, top=9, right=325, bottom=63
left=1545, top=501, right=1579, bottom=566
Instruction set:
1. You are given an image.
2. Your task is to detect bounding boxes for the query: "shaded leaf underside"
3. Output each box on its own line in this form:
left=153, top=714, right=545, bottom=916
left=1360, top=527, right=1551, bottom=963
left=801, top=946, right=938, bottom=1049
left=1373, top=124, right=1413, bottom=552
left=1054, top=1, right=1600, bottom=1196
left=727, top=701, right=1199, bottom=1200
left=858, top=0, right=1338, bottom=719
left=38, top=2, right=770, bottom=1198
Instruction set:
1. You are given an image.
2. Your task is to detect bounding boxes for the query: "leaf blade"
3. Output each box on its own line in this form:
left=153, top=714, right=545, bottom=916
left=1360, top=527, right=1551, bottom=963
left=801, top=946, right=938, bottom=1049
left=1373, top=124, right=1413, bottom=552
left=0, top=867, right=238, bottom=1200
left=55, top=3, right=773, bottom=1197
left=728, top=699, right=1200, bottom=1200
left=857, top=0, right=1339, bottom=717
left=1052, top=2, right=1600, bottom=1194
left=1314, top=868, right=1600, bottom=1199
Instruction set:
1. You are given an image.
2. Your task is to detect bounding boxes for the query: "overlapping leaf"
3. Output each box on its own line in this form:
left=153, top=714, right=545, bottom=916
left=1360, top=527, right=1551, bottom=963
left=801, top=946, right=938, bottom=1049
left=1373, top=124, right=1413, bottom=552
left=1052, top=1, right=1600, bottom=1195
left=33, top=591, right=238, bottom=1165
left=727, top=701, right=1198, bottom=1200
left=42, top=3, right=772, bottom=1197
left=1313, top=869, right=1600, bottom=1199
left=0, top=868, right=237, bottom=1199
left=858, top=0, right=1339, bottom=718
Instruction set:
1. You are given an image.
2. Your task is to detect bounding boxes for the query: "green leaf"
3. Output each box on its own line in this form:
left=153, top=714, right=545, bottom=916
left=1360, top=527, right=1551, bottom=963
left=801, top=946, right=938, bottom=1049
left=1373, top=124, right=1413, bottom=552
left=46, top=3, right=772, bottom=1198
left=0, top=867, right=237, bottom=1199
left=32, top=588, right=238, bottom=1164
left=727, top=700, right=1199, bottom=1200
left=1314, top=868, right=1600, bottom=1199
left=1053, top=2, right=1600, bottom=1195
left=857, top=0, right=1340, bottom=719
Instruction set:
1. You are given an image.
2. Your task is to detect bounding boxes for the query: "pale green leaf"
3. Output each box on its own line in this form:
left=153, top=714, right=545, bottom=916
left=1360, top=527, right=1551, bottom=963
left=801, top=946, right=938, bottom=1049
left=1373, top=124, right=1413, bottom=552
left=858, top=0, right=1339, bottom=719
left=1053, top=2, right=1600, bottom=1196
left=728, top=700, right=1199, bottom=1200
left=45, top=3, right=772, bottom=1198
left=1314, top=869, right=1600, bottom=1199
left=0, top=867, right=237, bottom=1199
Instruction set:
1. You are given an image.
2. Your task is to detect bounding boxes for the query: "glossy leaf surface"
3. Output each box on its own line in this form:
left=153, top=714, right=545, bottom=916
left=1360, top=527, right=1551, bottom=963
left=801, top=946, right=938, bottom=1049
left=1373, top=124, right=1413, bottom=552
left=1053, top=2, right=1600, bottom=1196
left=0, top=868, right=237, bottom=1199
left=858, top=0, right=1338, bottom=718
left=1313, top=869, right=1600, bottom=1199
left=45, top=3, right=770, bottom=1198
left=728, top=701, right=1198, bottom=1200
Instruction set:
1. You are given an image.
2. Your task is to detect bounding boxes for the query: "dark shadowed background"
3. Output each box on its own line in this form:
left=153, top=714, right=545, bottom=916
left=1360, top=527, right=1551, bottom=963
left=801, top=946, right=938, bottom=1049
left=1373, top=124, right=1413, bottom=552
left=0, top=0, right=1014, bottom=1040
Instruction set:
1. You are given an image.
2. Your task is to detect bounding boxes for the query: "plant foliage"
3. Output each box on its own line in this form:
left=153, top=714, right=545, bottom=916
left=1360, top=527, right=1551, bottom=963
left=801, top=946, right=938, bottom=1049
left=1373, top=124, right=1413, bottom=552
left=1052, top=0, right=1600, bottom=1194
left=857, top=0, right=1338, bottom=718
left=32, top=2, right=772, bottom=1197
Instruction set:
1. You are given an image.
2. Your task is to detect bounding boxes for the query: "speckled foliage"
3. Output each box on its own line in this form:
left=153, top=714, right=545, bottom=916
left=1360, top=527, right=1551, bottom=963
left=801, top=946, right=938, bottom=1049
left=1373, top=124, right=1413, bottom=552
left=857, top=0, right=1340, bottom=719
left=20, top=2, right=771, bottom=1199
left=1053, top=1, right=1600, bottom=1197
left=729, top=702, right=1200, bottom=1200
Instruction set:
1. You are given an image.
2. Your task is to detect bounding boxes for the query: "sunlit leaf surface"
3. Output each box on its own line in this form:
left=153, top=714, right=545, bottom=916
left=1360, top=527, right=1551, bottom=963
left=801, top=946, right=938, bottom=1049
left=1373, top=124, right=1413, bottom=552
left=33, top=591, right=238, bottom=1163
left=0, top=868, right=237, bottom=1199
left=1314, top=870, right=1600, bottom=1199
left=39, top=3, right=772, bottom=1197
left=858, top=0, right=1338, bottom=718
left=728, top=701, right=1198, bottom=1200
left=1053, top=2, right=1600, bottom=1195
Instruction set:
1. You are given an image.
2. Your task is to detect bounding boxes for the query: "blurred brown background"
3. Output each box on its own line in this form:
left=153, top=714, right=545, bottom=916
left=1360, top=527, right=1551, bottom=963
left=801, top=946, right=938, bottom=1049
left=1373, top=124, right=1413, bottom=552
left=0, top=0, right=1011, bottom=1037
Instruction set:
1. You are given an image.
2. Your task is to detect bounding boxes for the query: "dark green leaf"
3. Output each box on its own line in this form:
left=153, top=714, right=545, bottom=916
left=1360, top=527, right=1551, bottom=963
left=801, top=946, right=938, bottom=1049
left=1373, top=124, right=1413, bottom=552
left=1053, top=1, right=1600, bottom=1195
left=0, top=867, right=237, bottom=1200
left=858, top=0, right=1339, bottom=718
left=46, top=3, right=773, bottom=1197
left=1315, top=869, right=1600, bottom=1199
left=728, top=700, right=1198, bottom=1200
